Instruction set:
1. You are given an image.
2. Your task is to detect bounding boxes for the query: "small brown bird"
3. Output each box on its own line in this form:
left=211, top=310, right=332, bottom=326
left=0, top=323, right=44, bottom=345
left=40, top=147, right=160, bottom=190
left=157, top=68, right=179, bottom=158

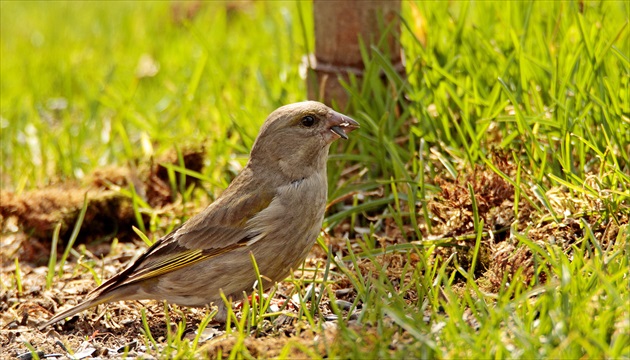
left=40, top=101, right=359, bottom=329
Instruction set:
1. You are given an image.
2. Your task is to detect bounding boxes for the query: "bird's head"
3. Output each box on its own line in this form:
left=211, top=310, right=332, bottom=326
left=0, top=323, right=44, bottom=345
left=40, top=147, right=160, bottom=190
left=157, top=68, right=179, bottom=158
left=248, top=101, right=359, bottom=180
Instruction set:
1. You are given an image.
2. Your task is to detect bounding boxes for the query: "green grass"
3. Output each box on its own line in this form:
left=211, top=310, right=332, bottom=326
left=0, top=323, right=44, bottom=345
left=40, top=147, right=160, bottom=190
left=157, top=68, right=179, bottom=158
left=2, top=0, right=629, bottom=359
left=1, top=1, right=311, bottom=192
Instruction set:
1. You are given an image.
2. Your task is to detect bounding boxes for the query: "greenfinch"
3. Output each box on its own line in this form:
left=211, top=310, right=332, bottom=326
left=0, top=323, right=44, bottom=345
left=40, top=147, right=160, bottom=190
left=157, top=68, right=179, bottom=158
left=40, top=101, right=359, bottom=329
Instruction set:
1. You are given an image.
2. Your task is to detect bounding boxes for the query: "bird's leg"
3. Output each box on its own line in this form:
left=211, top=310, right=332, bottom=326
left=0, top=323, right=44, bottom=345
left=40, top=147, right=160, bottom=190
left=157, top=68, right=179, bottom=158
left=210, top=302, right=228, bottom=324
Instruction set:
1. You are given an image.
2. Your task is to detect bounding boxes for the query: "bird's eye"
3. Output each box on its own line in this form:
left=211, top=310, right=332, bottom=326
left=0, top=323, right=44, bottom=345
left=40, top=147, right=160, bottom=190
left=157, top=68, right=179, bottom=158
left=301, top=115, right=315, bottom=127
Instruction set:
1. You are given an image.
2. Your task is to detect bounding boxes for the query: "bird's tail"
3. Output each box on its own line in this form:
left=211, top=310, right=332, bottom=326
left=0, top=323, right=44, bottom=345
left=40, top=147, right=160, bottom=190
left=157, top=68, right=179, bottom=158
left=38, top=295, right=113, bottom=330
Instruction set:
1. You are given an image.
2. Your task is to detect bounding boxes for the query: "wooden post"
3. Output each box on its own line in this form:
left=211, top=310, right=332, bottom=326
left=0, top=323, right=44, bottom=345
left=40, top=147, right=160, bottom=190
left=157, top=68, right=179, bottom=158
left=305, top=0, right=403, bottom=109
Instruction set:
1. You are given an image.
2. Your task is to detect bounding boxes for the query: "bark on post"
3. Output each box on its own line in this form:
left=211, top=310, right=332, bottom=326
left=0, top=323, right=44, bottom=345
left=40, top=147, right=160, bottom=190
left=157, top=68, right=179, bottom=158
left=305, top=0, right=403, bottom=110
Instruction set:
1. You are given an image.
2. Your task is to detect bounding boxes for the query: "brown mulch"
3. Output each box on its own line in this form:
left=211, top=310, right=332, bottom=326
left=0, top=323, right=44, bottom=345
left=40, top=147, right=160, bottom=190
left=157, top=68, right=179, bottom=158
left=1, top=146, right=205, bottom=264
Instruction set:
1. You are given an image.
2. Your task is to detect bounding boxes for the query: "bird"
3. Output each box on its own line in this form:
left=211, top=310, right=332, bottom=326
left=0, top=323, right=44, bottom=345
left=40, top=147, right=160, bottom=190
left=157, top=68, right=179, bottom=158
left=39, top=101, right=359, bottom=329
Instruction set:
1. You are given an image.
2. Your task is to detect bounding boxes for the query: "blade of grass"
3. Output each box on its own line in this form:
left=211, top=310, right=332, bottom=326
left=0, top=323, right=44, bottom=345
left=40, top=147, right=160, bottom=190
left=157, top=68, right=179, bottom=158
left=57, top=192, right=89, bottom=277
left=46, top=223, right=62, bottom=290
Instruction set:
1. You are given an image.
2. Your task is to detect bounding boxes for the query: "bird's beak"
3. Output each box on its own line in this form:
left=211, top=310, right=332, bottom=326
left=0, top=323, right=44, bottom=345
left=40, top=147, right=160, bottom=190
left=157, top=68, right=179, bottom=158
left=329, top=111, right=359, bottom=140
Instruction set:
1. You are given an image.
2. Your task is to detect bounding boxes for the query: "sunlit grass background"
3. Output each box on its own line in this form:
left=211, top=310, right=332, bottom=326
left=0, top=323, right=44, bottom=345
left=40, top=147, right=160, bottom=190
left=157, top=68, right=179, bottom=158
left=1, top=1, right=311, bottom=193
left=1, top=0, right=629, bottom=358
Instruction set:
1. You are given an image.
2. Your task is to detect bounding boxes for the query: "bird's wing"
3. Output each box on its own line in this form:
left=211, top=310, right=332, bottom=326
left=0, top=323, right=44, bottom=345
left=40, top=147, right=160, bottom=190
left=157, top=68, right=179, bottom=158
left=90, top=188, right=276, bottom=294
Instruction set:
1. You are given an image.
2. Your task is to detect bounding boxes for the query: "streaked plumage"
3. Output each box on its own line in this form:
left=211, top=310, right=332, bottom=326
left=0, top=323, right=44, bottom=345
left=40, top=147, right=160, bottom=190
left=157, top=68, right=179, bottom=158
left=40, top=101, right=359, bottom=329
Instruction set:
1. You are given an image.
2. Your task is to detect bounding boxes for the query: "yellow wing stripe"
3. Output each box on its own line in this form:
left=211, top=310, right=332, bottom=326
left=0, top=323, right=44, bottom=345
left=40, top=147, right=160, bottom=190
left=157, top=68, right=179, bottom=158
left=129, top=243, right=245, bottom=283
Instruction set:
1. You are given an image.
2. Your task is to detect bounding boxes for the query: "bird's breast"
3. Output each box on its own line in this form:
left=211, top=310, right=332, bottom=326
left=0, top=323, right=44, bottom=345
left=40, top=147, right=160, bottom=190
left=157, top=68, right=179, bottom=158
left=243, top=171, right=328, bottom=278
